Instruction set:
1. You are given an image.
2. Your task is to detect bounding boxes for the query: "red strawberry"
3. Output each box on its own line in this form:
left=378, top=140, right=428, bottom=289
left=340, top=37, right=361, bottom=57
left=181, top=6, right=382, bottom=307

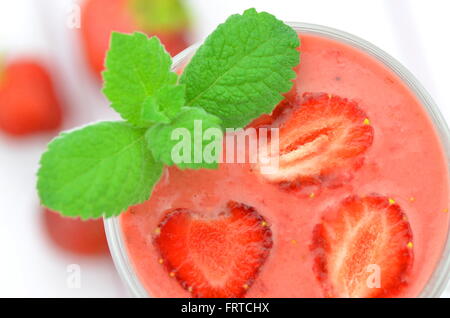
left=154, top=201, right=273, bottom=298
left=311, top=195, right=413, bottom=298
left=81, top=0, right=190, bottom=77
left=0, top=59, right=62, bottom=136
left=256, top=92, right=374, bottom=188
left=43, top=209, right=108, bottom=255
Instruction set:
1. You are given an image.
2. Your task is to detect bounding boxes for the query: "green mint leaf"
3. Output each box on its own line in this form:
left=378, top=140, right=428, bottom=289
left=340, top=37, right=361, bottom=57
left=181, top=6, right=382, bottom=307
left=37, top=121, right=163, bottom=219
left=155, top=84, right=186, bottom=119
left=180, top=8, right=300, bottom=128
left=103, top=32, right=177, bottom=127
left=141, top=96, right=171, bottom=125
left=145, top=107, right=223, bottom=170
left=141, top=84, right=186, bottom=124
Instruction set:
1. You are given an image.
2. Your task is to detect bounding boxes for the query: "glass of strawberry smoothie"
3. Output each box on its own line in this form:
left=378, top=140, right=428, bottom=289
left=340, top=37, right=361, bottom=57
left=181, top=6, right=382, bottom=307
left=105, top=23, right=450, bottom=298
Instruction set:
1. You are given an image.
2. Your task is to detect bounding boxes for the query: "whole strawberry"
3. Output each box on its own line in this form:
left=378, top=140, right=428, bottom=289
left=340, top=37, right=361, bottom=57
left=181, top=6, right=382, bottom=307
left=43, top=209, right=109, bottom=255
left=0, top=59, right=62, bottom=136
left=81, top=0, right=190, bottom=77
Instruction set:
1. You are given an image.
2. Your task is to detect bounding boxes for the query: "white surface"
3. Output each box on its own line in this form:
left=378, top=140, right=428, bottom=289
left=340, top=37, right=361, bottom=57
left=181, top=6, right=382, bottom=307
left=0, top=0, right=449, bottom=297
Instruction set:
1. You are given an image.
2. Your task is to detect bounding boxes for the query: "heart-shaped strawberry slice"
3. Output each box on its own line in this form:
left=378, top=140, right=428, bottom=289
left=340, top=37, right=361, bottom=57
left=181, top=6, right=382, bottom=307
left=154, top=201, right=273, bottom=298
left=256, top=92, right=374, bottom=189
left=311, top=195, right=413, bottom=298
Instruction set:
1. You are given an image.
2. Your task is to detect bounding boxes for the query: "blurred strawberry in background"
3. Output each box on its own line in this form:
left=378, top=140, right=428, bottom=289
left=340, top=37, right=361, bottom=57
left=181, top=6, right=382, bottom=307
left=0, top=0, right=195, bottom=294
left=0, top=58, right=62, bottom=136
left=0, top=56, right=108, bottom=256
left=81, top=0, right=191, bottom=78
left=43, top=209, right=109, bottom=255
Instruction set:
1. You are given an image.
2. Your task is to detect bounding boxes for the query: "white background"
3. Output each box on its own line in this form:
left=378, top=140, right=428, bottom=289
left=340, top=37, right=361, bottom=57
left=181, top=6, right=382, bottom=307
left=0, top=0, right=449, bottom=297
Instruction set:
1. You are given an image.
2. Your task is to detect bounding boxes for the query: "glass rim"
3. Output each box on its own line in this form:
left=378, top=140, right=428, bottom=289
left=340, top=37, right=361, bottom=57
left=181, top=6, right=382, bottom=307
left=105, top=21, right=450, bottom=298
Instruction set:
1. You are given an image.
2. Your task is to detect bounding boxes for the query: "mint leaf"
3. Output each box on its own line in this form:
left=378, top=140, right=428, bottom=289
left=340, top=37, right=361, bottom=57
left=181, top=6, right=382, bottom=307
left=141, top=96, right=171, bottom=125
left=146, top=107, right=223, bottom=169
left=180, top=8, right=300, bottom=128
left=37, top=122, right=163, bottom=219
left=103, top=32, right=177, bottom=127
left=141, top=84, right=186, bottom=124
left=155, top=84, right=186, bottom=119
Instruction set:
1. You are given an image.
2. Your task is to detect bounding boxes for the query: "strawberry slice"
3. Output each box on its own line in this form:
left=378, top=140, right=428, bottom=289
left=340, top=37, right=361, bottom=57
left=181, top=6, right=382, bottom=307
left=311, top=195, right=413, bottom=298
left=154, top=201, right=273, bottom=298
left=256, top=92, right=374, bottom=187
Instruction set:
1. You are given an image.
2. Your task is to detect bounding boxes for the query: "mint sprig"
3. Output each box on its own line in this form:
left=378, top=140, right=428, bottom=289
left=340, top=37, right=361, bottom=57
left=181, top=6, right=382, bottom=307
left=36, top=8, right=300, bottom=218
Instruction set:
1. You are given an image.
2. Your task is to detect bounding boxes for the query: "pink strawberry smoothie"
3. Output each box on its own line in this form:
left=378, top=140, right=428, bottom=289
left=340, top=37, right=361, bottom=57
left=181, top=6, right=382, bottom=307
left=119, top=33, right=449, bottom=297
